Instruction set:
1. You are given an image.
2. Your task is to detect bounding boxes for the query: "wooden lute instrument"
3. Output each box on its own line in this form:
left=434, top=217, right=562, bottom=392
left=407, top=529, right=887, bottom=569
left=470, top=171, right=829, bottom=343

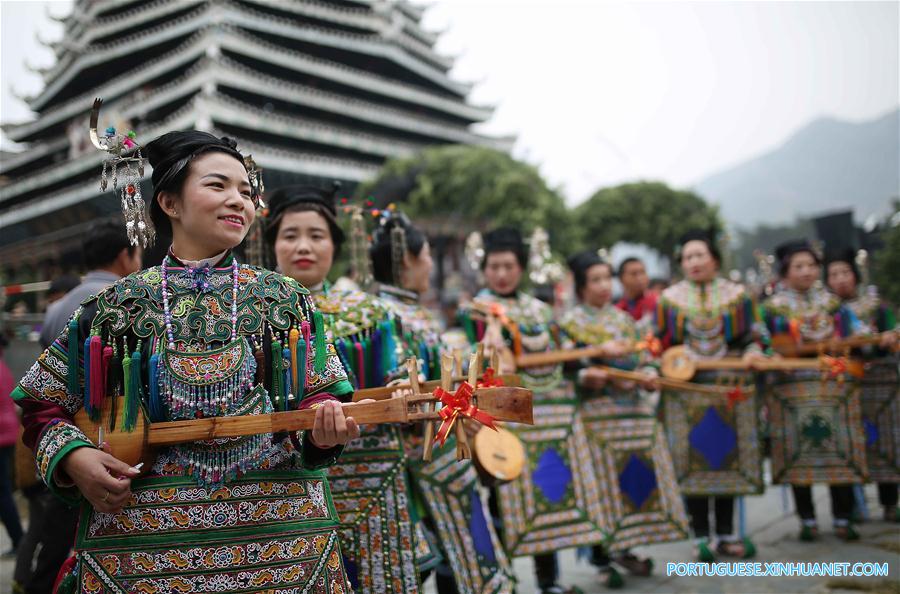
left=770, top=331, right=898, bottom=357
left=659, top=345, right=863, bottom=381
left=73, top=358, right=533, bottom=473
left=589, top=365, right=738, bottom=394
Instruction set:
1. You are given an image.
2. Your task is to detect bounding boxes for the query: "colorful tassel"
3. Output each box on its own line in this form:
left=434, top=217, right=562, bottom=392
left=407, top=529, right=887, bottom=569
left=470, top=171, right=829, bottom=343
left=89, top=336, right=104, bottom=412
left=354, top=341, right=365, bottom=389
left=474, top=318, right=485, bottom=343
left=418, top=342, right=429, bottom=379
left=301, top=321, right=312, bottom=389
left=122, top=355, right=132, bottom=429
left=296, top=338, right=307, bottom=400
left=382, top=320, right=397, bottom=374
left=271, top=340, right=283, bottom=407
left=372, top=327, right=383, bottom=387
left=335, top=338, right=355, bottom=389
left=282, top=347, right=292, bottom=411
left=362, top=337, right=372, bottom=388
left=313, top=311, right=326, bottom=374
left=123, top=350, right=142, bottom=431
left=66, top=319, right=80, bottom=397
left=289, top=327, right=300, bottom=397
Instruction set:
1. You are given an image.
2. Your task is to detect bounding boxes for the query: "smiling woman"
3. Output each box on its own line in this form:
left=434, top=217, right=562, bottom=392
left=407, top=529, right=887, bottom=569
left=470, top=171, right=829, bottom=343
left=11, top=128, right=362, bottom=593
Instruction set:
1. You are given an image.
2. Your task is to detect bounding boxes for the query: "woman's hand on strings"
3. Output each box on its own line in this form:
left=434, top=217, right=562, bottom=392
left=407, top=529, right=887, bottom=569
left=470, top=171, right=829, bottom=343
left=60, top=445, right=140, bottom=514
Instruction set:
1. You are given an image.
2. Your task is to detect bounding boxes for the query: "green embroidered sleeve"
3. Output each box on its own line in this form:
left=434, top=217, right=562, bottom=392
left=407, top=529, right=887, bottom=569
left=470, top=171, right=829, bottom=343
left=32, top=419, right=94, bottom=505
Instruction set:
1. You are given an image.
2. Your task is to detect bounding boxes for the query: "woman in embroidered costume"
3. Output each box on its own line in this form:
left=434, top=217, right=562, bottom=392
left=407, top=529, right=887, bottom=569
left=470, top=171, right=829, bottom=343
left=654, top=230, right=765, bottom=562
left=456, top=228, right=588, bottom=594
left=264, top=185, right=431, bottom=593
left=13, top=131, right=361, bottom=594
left=761, top=239, right=860, bottom=541
left=558, top=251, right=687, bottom=589
left=367, top=213, right=515, bottom=594
left=824, top=248, right=898, bottom=523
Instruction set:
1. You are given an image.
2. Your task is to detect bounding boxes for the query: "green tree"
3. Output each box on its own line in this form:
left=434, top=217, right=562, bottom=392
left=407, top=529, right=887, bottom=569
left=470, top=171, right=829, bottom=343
left=356, top=145, right=574, bottom=253
left=574, top=181, right=722, bottom=262
left=872, top=200, right=900, bottom=306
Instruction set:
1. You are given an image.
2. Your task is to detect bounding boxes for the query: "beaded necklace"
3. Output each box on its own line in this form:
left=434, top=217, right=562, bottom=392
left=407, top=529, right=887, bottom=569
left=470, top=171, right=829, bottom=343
left=157, top=254, right=269, bottom=485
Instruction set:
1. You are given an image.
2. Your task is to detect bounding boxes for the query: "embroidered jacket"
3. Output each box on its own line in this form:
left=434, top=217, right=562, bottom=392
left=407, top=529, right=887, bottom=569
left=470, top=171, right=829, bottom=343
left=558, top=302, right=659, bottom=401
left=457, top=289, right=565, bottom=395
left=313, top=286, right=401, bottom=389
left=761, top=286, right=846, bottom=343
left=378, top=287, right=450, bottom=382
left=656, top=278, right=763, bottom=359
left=13, top=253, right=353, bottom=503
left=838, top=288, right=896, bottom=339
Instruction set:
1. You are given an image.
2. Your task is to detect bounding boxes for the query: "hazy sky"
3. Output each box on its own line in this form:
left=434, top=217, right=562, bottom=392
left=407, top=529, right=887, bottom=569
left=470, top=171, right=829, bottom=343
left=2, top=0, right=898, bottom=206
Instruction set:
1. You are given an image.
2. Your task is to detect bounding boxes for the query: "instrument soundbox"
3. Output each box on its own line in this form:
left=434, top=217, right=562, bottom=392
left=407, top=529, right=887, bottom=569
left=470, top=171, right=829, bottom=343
left=14, top=427, right=38, bottom=491
left=473, top=426, right=526, bottom=486
left=73, top=358, right=533, bottom=472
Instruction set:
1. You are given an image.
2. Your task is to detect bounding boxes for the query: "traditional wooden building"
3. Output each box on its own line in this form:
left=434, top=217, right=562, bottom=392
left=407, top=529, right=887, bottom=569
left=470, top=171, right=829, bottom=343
left=0, top=0, right=511, bottom=284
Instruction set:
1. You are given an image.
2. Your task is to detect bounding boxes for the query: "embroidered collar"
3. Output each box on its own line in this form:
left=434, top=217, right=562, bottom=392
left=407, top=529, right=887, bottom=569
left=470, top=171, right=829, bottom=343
left=167, top=246, right=230, bottom=269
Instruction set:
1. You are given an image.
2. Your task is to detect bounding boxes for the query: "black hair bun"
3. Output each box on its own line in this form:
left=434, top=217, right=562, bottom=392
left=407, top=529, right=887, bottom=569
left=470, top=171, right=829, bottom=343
left=144, top=130, right=242, bottom=171
left=567, top=249, right=605, bottom=276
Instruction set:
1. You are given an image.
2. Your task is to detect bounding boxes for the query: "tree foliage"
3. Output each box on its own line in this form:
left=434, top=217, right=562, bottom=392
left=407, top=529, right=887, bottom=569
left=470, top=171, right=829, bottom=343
left=355, top=145, right=575, bottom=253
left=872, top=200, right=900, bottom=307
left=573, top=182, right=722, bottom=262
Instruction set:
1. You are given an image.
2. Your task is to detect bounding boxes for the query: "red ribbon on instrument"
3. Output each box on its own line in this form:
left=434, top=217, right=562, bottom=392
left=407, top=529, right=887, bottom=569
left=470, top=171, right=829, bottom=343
left=433, top=381, right=497, bottom=446
left=726, top=385, right=748, bottom=409
left=823, top=356, right=847, bottom=378
left=489, top=303, right=510, bottom=325
left=635, top=333, right=663, bottom=357
left=478, top=367, right=504, bottom=388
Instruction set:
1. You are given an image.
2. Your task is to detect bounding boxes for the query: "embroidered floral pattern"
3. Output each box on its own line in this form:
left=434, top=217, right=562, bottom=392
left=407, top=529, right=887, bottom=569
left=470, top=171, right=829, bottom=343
left=763, top=286, right=841, bottom=342
left=659, top=279, right=758, bottom=358
left=76, top=474, right=347, bottom=591
left=35, top=421, right=91, bottom=497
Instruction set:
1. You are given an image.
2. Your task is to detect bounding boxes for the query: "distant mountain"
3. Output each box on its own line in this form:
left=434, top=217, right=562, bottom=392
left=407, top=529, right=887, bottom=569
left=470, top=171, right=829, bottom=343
left=694, top=108, right=899, bottom=228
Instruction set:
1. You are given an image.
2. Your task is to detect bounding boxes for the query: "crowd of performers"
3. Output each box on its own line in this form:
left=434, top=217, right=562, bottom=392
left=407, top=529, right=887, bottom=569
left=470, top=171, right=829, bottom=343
left=7, top=124, right=898, bottom=594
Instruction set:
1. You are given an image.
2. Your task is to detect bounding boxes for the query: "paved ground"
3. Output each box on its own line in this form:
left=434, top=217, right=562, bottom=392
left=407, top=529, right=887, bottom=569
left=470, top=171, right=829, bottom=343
left=483, top=481, right=900, bottom=594
left=2, top=482, right=897, bottom=594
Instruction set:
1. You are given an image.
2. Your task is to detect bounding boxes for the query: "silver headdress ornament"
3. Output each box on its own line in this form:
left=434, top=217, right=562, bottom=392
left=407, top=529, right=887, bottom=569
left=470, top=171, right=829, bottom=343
left=527, top=227, right=565, bottom=285
left=464, top=231, right=484, bottom=272
left=243, top=155, right=265, bottom=209
left=348, top=206, right=373, bottom=289
left=390, top=220, right=407, bottom=288
left=90, top=97, right=154, bottom=247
